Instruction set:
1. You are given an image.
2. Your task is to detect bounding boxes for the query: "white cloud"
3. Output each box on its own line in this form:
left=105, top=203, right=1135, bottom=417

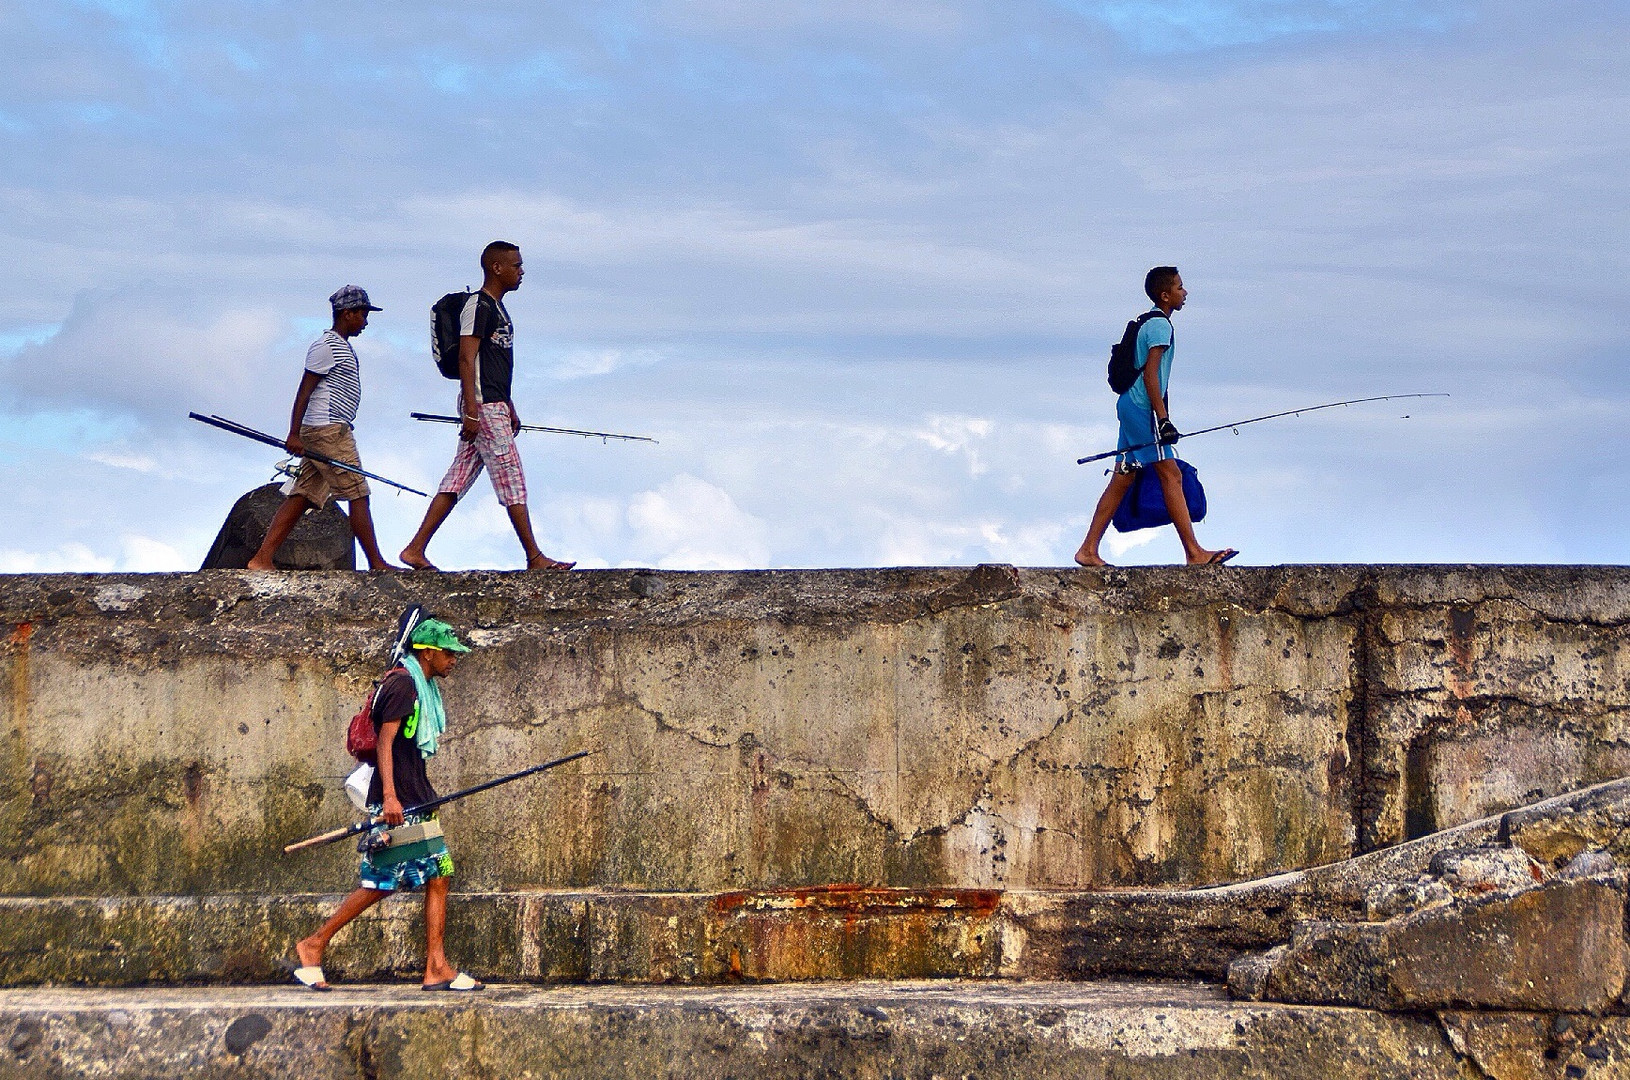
left=0, top=543, right=116, bottom=574
left=547, top=347, right=665, bottom=381
left=5, top=288, right=287, bottom=419
left=0, top=535, right=184, bottom=573
left=626, top=474, right=770, bottom=569
left=84, top=449, right=161, bottom=473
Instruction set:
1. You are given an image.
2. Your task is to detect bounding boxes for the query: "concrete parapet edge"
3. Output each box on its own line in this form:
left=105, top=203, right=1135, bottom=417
left=0, top=981, right=1498, bottom=1080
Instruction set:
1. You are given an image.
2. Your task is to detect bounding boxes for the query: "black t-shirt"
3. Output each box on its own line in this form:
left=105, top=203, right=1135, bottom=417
left=365, top=669, right=438, bottom=807
left=457, top=291, right=515, bottom=405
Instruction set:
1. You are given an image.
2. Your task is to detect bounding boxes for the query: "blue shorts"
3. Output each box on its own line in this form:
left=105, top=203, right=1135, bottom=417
left=1116, top=395, right=1177, bottom=471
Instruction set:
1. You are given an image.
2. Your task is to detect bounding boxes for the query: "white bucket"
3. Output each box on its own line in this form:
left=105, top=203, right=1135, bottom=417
left=344, top=762, right=375, bottom=811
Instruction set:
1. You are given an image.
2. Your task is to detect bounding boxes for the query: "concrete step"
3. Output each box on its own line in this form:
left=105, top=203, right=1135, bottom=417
left=1, top=979, right=1593, bottom=1080
left=13, top=776, right=1611, bottom=989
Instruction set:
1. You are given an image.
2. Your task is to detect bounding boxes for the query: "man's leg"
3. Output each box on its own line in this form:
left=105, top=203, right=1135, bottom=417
left=421, top=875, right=459, bottom=985
left=1151, top=460, right=1232, bottom=565
left=294, top=886, right=389, bottom=986
left=1075, top=470, right=1136, bottom=567
left=480, top=420, right=573, bottom=570
left=345, top=496, right=401, bottom=571
left=504, top=504, right=574, bottom=570
left=400, top=494, right=457, bottom=570
left=246, top=495, right=315, bottom=571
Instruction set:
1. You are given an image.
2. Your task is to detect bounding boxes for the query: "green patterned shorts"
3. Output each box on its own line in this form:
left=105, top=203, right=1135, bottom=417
left=358, top=808, right=454, bottom=892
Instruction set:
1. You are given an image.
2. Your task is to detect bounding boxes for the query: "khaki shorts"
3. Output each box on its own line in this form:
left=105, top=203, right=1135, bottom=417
left=290, top=424, right=370, bottom=505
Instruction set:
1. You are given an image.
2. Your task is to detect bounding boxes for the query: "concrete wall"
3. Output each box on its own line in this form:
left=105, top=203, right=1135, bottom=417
left=2, top=566, right=1626, bottom=897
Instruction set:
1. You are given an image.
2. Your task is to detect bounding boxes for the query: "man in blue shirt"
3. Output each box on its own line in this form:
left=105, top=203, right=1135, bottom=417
left=1074, top=267, right=1237, bottom=566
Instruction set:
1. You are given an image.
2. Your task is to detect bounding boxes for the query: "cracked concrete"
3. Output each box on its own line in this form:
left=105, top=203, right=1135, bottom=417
left=3, top=566, right=1628, bottom=895
left=0, top=981, right=1485, bottom=1080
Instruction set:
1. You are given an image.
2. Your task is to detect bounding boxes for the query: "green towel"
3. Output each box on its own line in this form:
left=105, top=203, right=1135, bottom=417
left=403, top=652, right=447, bottom=757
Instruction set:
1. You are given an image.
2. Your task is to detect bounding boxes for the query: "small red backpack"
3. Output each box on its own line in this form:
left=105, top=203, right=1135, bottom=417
left=347, top=606, right=425, bottom=763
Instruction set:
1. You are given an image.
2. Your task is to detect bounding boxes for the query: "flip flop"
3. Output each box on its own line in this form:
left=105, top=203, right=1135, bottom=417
left=526, top=557, right=575, bottom=572
left=422, top=972, right=485, bottom=992
left=292, top=965, right=331, bottom=991
left=1206, top=549, right=1239, bottom=565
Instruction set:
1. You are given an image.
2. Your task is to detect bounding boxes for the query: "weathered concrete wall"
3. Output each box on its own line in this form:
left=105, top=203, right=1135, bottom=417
left=2, top=566, right=1626, bottom=896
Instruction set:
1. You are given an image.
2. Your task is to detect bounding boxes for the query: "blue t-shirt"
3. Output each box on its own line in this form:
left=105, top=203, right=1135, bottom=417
left=1123, top=310, right=1174, bottom=412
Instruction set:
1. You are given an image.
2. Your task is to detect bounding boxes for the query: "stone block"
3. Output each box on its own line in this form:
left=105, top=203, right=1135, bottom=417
left=1232, top=872, right=1628, bottom=1012
left=200, top=484, right=355, bottom=570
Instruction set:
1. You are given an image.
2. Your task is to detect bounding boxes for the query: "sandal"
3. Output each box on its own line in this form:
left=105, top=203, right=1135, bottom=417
left=422, top=972, right=485, bottom=992
left=292, top=965, right=331, bottom=991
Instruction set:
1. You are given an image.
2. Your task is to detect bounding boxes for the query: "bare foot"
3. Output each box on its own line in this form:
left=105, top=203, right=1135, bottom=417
left=423, top=957, right=459, bottom=986
left=400, top=550, right=439, bottom=572
left=1186, top=548, right=1239, bottom=566
left=245, top=556, right=277, bottom=571
left=527, top=555, right=575, bottom=571
left=1074, top=549, right=1110, bottom=567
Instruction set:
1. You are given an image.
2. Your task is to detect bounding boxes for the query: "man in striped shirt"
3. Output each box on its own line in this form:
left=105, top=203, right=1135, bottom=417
left=247, top=285, right=402, bottom=571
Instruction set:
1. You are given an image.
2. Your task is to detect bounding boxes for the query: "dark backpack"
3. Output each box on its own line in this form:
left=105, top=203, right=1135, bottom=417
left=431, top=291, right=472, bottom=379
left=1107, top=311, right=1172, bottom=395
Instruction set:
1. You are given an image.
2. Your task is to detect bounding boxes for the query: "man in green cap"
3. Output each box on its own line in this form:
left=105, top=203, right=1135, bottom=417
left=292, top=618, right=485, bottom=991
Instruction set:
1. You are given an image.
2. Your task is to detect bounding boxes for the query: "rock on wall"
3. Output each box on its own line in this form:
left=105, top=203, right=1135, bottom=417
left=0, top=566, right=1625, bottom=896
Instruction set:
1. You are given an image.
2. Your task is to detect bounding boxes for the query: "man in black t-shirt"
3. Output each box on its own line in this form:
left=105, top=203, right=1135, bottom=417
left=291, top=618, right=486, bottom=992
left=400, top=241, right=576, bottom=573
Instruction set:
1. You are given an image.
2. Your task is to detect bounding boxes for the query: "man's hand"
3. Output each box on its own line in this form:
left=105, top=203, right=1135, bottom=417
left=381, top=794, right=405, bottom=826
left=1157, top=418, right=1181, bottom=445
left=460, top=414, right=479, bottom=442
left=508, top=403, right=521, bottom=435
left=284, top=432, right=305, bottom=456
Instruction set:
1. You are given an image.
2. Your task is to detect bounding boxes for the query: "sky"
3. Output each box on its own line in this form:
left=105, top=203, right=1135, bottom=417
left=0, top=0, right=1626, bottom=572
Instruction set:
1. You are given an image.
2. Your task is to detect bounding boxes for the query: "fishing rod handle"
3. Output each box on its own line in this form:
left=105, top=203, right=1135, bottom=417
left=283, top=820, right=370, bottom=854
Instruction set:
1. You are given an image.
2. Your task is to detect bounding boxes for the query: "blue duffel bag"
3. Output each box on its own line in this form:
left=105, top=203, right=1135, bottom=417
left=1112, top=459, right=1207, bottom=533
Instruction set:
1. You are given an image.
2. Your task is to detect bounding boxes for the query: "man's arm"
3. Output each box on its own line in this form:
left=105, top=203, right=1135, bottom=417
left=459, top=336, right=481, bottom=442
left=1143, top=345, right=1181, bottom=444
left=376, top=718, right=405, bottom=825
left=285, top=370, right=324, bottom=456
left=1142, top=345, right=1167, bottom=421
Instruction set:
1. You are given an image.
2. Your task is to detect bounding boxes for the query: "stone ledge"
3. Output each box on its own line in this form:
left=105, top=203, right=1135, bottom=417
left=10, top=778, right=1630, bottom=989
left=0, top=887, right=1007, bottom=987
left=0, top=981, right=1488, bottom=1080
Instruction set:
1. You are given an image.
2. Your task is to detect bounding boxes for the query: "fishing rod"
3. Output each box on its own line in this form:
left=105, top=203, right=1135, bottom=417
left=411, top=412, right=656, bottom=445
left=283, top=748, right=597, bottom=854
left=1075, top=394, right=1450, bottom=465
left=189, top=413, right=430, bottom=496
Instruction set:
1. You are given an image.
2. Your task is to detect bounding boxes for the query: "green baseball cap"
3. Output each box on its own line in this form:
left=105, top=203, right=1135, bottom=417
left=409, top=618, right=472, bottom=653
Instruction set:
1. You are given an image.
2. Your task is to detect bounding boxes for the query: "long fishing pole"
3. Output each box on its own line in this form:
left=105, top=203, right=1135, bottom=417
left=189, top=413, right=430, bottom=496
left=411, top=412, right=656, bottom=445
left=282, top=748, right=596, bottom=854
left=1075, top=394, right=1449, bottom=465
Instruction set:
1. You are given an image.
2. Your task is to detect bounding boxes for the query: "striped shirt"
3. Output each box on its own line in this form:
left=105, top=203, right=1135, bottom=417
left=301, top=330, right=362, bottom=427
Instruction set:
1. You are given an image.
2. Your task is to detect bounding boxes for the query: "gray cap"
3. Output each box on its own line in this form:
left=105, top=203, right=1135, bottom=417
left=329, top=285, right=382, bottom=313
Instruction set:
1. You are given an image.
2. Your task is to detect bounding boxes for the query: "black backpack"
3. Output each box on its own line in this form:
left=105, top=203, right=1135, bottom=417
left=1107, top=311, right=1172, bottom=395
left=430, top=291, right=472, bottom=379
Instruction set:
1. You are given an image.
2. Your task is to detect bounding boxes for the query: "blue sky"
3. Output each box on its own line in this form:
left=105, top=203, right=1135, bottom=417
left=1, top=0, right=1625, bottom=571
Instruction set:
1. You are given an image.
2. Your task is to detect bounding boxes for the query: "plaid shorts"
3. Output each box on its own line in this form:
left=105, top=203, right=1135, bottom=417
left=437, top=402, right=528, bottom=507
